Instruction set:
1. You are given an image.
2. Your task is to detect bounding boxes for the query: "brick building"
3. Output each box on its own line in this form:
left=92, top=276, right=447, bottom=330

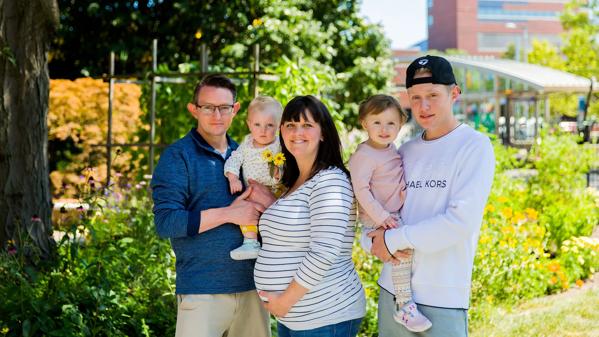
left=427, top=0, right=568, bottom=56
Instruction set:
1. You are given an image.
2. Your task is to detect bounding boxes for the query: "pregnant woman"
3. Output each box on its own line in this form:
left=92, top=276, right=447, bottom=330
left=254, top=95, right=366, bottom=337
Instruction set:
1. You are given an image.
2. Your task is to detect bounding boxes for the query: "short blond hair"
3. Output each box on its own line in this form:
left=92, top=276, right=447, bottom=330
left=414, top=68, right=433, bottom=77
left=248, top=96, right=283, bottom=124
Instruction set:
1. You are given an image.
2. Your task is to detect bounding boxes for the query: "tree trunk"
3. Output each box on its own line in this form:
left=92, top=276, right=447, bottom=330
left=0, top=0, right=58, bottom=256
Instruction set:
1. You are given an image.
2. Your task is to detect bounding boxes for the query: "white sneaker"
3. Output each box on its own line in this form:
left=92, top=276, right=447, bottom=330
left=230, top=239, right=260, bottom=260
left=393, top=301, right=432, bottom=332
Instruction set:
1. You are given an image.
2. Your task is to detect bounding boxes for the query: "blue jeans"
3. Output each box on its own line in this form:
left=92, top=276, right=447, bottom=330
left=277, top=318, right=363, bottom=337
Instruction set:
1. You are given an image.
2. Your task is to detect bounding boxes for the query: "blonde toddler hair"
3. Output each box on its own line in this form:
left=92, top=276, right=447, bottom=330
left=248, top=96, right=283, bottom=124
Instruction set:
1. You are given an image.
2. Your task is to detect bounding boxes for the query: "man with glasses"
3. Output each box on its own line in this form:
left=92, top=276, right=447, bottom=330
left=152, top=74, right=273, bottom=337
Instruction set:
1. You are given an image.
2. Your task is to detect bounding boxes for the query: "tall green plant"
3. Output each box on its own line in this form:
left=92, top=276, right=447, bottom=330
left=526, top=132, right=597, bottom=250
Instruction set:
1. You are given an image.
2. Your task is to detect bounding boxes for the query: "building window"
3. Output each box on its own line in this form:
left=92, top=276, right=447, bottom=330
left=428, top=0, right=433, bottom=8
left=428, top=15, right=434, bottom=26
left=478, top=9, right=561, bottom=21
left=477, top=32, right=562, bottom=52
left=477, top=2, right=561, bottom=22
left=478, top=32, right=520, bottom=52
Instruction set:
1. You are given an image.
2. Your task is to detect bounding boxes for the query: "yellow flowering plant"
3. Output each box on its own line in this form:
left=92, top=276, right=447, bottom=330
left=262, top=149, right=285, bottom=181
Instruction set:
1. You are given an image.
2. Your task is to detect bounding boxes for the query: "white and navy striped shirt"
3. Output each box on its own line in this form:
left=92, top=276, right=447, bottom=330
left=254, top=167, right=366, bottom=331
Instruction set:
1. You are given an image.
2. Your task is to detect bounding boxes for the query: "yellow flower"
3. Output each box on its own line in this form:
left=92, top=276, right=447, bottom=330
left=1, top=327, right=8, bottom=334
left=501, top=225, right=515, bottom=234
left=549, top=276, right=557, bottom=285
left=501, top=207, right=513, bottom=218
left=194, top=29, right=203, bottom=40
left=497, top=196, right=509, bottom=203
left=252, top=18, right=263, bottom=27
left=262, top=149, right=273, bottom=162
left=576, top=279, right=584, bottom=288
left=534, top=225, right=545, bottom=237
left=512, top=211, right=526, bottom=224
left=525, top=208, right=538, bottom=220
left=547, top=261, right=561, bottom=273
left=273, top=152, right=286, bottom=166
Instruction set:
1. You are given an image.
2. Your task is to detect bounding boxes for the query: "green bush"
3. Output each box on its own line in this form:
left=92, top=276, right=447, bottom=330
left=470, top=132, right=598, bottom=313
left=0, top=181, right=176, bottom=337
left=525, top=132, right=597, bottom=250
left=352, top=233, right=382, bottom=337
left=2, top=132, right=597, bottom=336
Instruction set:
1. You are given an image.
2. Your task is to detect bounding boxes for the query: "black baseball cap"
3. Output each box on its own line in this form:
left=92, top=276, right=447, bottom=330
left=405, top=55, right=457, bottom=88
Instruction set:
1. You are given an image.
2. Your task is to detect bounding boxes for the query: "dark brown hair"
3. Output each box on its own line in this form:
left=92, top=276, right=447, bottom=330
left=192, top=74, right=237, bottom=104
left=279, top=95, right=349, bottom=187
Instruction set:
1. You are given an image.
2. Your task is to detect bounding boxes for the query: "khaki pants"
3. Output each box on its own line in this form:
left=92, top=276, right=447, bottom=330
left=176, top=290, right=271, bottom=337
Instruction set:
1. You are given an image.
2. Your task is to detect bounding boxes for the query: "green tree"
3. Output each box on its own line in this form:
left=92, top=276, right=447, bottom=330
left=527, top=40, right=577, bottom=117
left=51, top=0, right=393, bottom=133
left=561, top=0, right=599, bottom=78
left=526, top=0, right=599, bottom=119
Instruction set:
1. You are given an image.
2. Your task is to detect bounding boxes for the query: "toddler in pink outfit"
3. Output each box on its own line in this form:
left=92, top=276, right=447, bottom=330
left=348, top=94, right=432, bottom=332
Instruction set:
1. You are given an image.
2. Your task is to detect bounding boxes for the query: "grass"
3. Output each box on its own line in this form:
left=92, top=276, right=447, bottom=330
left=470, top=285, right=599, bottom=337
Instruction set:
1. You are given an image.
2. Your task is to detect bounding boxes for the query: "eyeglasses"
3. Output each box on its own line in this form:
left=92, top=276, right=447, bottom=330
left=195, top=104, right=235, bottom=116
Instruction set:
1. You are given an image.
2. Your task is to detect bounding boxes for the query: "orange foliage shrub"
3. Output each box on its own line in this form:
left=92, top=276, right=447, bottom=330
left=49, top=78, right=146, bottom=196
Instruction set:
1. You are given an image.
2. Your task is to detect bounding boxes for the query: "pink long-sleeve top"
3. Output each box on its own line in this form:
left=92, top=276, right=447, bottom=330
left=348, top=142, right=407, bottom=226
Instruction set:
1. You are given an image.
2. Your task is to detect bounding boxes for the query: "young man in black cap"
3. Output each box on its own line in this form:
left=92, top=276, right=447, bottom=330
left=365, top=55, right=495, bottom=337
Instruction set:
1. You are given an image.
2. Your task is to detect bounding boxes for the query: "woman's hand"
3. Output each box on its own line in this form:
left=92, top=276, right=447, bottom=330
left=258, top=291, right=293, bottom=318
left=258, top=280, right=308, bottom=318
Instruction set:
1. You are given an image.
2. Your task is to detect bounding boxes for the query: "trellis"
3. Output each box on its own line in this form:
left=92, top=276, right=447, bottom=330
left=102, top=39, right=275, bottom=185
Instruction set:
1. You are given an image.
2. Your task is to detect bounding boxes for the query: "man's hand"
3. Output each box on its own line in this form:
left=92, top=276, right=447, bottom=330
left=393, top=249, right=412, bottom=260
left=367, top=228, right=394, bottom=263
left=227, top=187, right=265, bottom=226
left=247, top=179, right=276, bottom=209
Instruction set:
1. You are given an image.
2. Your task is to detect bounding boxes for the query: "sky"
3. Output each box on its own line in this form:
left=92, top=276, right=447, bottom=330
left=359, top=0, right=428, bottom=49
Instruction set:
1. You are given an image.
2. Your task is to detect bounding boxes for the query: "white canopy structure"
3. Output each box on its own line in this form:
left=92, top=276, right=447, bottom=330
left=446, top=56, right=598, bottom=94
left=439, top=56, right=597, bottom=145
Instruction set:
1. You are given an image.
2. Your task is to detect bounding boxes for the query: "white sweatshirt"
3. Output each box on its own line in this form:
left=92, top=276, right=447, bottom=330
left=361, top=124, right=494, bottom=309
